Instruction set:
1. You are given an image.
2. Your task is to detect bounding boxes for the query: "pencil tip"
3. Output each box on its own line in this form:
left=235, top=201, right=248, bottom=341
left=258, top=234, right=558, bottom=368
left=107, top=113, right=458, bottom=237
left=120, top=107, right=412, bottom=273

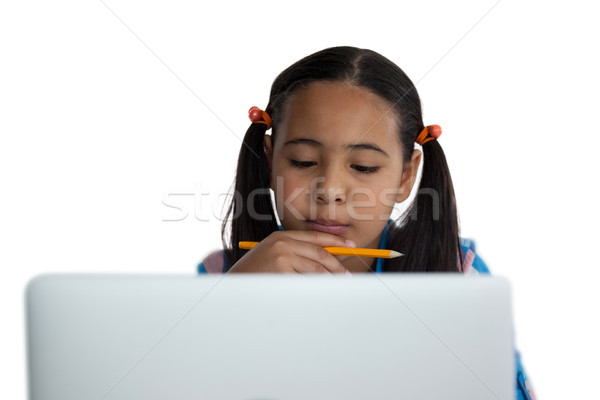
left=389, top=251, right=404, bottom=258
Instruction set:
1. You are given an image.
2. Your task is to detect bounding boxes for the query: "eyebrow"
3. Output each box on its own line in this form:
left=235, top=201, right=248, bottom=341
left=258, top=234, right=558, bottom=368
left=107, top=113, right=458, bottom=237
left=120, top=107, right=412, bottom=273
left=283, top=138, right=390, bottom=158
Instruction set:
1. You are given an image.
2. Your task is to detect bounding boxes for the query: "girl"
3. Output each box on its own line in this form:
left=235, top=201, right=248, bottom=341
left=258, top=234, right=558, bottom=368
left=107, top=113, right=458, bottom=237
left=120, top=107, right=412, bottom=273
left=198, top=46, right=536, bottom=399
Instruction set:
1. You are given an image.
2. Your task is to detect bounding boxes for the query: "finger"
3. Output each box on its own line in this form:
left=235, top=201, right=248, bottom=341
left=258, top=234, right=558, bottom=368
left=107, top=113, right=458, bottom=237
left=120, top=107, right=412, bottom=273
left=286, top=238, right=350, bottom=274
left=291, top=257, right=334, bottom=275
left=280, top=229, right=356, bottom=248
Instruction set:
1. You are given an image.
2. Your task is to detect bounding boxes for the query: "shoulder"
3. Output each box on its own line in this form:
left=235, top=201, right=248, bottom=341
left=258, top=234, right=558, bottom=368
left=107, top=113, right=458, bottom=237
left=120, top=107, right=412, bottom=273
left=458, top=237, right=491, bottom=275
left=197, top=249, right=231, bottom=274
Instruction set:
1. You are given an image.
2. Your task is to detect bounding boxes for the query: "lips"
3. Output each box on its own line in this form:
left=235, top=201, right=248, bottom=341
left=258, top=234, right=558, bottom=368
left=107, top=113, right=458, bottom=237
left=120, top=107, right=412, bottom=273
left=312, top=218, right=347, bottom=226
left=306, top=219, right=350, bottom=235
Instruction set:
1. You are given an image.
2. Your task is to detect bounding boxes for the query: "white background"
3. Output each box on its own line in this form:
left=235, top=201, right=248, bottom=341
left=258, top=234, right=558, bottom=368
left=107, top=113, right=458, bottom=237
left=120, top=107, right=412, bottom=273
left=1, top=0, right=598, bottom=398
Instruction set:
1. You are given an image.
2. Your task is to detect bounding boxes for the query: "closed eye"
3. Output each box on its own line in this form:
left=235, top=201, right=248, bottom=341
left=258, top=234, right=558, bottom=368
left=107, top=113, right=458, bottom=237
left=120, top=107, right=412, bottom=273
left=290, top=160, right=316, bottom=168
left=351, top=165, right=380, bottom=174
left=290, top=160, right=379, bottom=174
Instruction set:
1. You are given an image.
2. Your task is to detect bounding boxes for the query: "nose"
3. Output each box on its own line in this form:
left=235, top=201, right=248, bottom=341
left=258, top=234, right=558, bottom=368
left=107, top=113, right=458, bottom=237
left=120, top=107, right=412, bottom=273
left=312, top=167, right=347, bottom=205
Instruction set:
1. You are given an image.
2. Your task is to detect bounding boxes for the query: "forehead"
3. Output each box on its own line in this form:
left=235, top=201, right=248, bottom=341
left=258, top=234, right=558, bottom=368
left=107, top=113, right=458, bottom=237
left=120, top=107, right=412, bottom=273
left=277, top=81, right=401, bottom=152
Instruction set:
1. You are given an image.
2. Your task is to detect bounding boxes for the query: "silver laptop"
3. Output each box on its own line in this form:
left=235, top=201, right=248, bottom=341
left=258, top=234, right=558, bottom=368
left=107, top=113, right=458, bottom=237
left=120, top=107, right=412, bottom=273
left=25, top=274, right=515, bottom=400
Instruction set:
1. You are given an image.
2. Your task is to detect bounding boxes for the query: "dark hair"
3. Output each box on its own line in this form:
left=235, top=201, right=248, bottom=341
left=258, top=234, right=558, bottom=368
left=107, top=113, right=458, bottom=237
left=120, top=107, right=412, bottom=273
left=221, top=46, right=463, bottom=272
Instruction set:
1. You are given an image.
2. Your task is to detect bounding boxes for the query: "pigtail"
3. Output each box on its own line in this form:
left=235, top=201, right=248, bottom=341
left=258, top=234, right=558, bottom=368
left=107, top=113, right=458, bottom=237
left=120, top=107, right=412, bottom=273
left=221, top=120, right=278, bottom=266
left=387, top=139, right=463, bottom=272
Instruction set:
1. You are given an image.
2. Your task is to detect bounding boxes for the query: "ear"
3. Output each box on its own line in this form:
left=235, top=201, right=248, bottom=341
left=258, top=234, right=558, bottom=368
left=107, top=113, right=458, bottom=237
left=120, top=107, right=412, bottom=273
left=263, top=134, right=273, bottom=190
left=395, top=149, right=422, bottom=203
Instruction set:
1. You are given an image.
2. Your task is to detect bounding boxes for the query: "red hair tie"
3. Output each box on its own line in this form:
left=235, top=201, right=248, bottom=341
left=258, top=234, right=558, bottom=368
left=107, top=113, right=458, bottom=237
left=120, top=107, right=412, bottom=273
left=415, top=124, right=442, bottom=145
left=248, top=106, right=272, bottom=130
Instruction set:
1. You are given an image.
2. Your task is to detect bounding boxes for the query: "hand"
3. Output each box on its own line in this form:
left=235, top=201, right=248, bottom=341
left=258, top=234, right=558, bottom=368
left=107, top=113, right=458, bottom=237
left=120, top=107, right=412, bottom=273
left=228, top=230, right=356, bottom=274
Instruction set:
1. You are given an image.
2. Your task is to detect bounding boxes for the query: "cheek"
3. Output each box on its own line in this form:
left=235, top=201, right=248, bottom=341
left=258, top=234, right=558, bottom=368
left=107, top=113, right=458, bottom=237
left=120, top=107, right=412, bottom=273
left=373, top=168, right=404, bottom=204
left=346, top=179, right=400, bottom=218
left=271, top=173, right=313, bottom=225
left=347, top=189, right=392, bottom=221
left=272, top=158, right=311, bottom=195
left=273, top=173, right=311, bottom=207
left=283, top=177, right=307, bottom=200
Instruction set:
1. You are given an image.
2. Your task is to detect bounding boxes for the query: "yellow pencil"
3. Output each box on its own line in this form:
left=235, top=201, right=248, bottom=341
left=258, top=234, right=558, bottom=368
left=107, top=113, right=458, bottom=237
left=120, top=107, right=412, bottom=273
left=238, top=241, right=403, bottom=258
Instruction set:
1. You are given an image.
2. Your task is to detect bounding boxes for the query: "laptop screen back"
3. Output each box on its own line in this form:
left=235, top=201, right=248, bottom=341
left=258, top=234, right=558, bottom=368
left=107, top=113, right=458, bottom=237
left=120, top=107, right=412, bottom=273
left=25, top=274, right=515, bottom=400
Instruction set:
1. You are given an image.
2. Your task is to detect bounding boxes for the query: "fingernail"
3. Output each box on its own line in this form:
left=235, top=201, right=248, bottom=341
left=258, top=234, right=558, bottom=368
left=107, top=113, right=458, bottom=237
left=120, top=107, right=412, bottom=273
left=345, top=269, right=352, bottom=275
left=345, top=240, right=356, bottom=248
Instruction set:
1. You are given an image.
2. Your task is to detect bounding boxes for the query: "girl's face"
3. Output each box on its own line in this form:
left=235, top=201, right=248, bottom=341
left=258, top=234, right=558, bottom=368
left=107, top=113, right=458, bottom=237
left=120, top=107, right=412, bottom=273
left=264, top=81, right=421, bottom=272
